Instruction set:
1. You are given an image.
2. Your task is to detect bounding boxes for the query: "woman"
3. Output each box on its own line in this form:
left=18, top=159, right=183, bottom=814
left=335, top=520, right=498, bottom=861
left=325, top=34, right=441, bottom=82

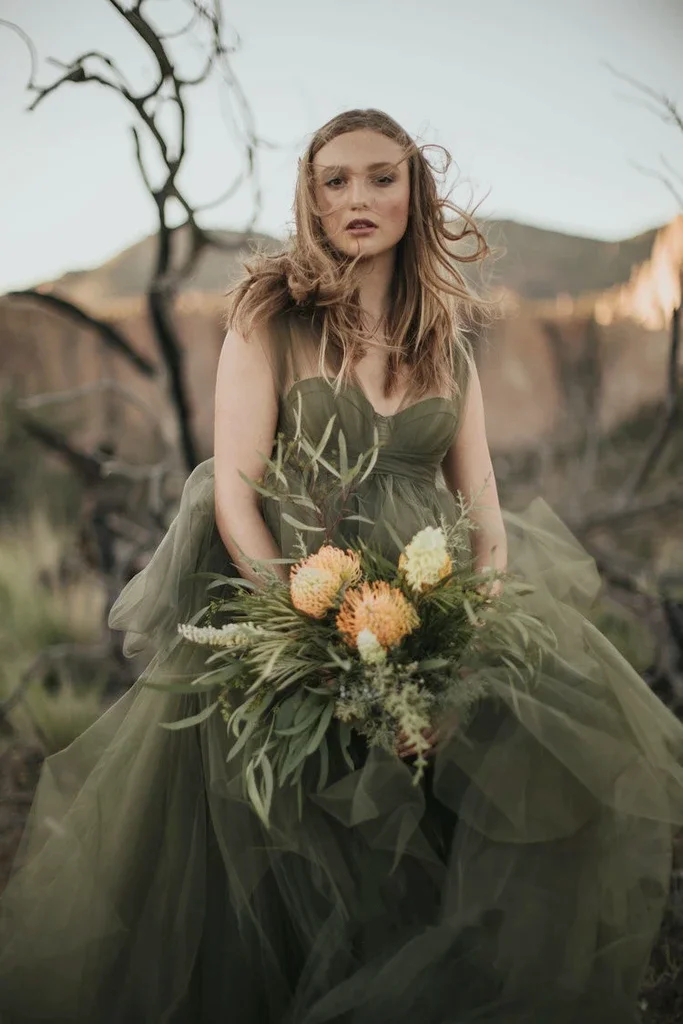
left=1, top=108, right=682, bottom=1024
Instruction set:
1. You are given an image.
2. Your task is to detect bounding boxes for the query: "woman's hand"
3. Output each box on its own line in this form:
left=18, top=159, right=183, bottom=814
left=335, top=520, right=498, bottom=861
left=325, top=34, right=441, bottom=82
left=476, top=565, right=504, bottom=603
left=396, top=710, right=460, bottom=760
left=396, top=725, right=438, bottom=760
left=320, top=669, right=337, bottom=690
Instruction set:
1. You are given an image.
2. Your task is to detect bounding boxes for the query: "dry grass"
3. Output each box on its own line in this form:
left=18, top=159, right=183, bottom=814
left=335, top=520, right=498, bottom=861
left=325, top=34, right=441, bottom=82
left=0, top=513, right=110, bottom=753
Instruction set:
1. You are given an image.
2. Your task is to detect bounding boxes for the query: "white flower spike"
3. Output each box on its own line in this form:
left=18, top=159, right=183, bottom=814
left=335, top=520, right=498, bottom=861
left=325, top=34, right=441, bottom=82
left=356, top=628, right=388, bottom=665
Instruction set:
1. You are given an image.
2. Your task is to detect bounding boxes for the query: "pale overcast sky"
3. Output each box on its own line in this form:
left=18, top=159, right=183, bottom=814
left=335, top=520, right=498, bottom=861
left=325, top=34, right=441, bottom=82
left=0, top=0, right=682, bottom=292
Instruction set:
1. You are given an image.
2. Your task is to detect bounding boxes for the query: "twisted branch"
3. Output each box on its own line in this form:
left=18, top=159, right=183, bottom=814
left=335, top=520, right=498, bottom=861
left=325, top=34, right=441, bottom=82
left=3, top=0, right=266, bottom=469
left=6, top=290, right=157, bottom=376
left=618, top=303, right=681, bottom=504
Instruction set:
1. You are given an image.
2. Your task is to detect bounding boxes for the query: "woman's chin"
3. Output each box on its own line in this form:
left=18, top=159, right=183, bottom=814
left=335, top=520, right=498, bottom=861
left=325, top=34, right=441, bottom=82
left=336, top=238, right=394, bottom=261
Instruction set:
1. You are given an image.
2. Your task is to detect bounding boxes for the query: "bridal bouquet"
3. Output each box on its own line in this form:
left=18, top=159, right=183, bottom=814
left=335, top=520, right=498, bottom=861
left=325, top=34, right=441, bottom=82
left=151, top=407, right=555, bottom=826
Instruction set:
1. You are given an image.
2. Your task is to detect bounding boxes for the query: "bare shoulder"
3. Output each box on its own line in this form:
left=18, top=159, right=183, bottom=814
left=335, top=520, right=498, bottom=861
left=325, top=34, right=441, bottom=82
left=462, top=356, right=483, bottom=407
left=451, top=358, right=490, bottom=459
left=216, top=321, right=277, bottom=400
left=214, top=319, right=280, bottom=487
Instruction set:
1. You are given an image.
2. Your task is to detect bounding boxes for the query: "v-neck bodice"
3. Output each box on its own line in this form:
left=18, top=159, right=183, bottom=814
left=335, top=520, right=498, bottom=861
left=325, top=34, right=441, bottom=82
left=278, top=375, right=463, bottom=482
left=260, top=371, right=465, bottom=562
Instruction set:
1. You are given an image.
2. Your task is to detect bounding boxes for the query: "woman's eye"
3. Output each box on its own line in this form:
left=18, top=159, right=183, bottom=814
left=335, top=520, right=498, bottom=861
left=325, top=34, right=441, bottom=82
left=374, top=175, right=395, bottom=186
left=325, top=177, right=345, bottom=188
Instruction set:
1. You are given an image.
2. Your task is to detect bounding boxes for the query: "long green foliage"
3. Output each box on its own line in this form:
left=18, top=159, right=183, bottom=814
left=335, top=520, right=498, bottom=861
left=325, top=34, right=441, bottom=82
left=149, top=409, right=556, bottom=826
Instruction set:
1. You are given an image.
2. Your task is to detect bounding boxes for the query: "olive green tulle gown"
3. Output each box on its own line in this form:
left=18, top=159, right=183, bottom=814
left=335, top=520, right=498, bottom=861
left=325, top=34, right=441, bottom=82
left=2, top=310, right=683, bottom=1023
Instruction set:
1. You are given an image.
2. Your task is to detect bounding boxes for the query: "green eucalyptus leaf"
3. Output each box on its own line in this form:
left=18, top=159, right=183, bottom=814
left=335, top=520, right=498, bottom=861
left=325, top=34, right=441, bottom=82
left=288, top=757, right=307, bottom=789
left=289, top=494, right=318, bottom=510
left=313, top=413, right=337, bottom=461
left=271, top=438, right=286, bottom=484
left=141, top=679, right=223, bottom=695
left=274, top=691, right=303, bottom=732
left=226, top=708, right=268, bottom=762
left=338, top=721, right=356, bottom=770
left=202, top=654, right=246, bottom=676
left=462, top=599, right=480, bottom=627
left=338, top=428, right=349, bottom=479
left=159, top=700, right=219, bottom=731
left=237, top=469, right=278, bottom=499
left=276, top=703, right=324, bottom=736
left=500, top=654, right=526, bottom=682
left=313, top=453, right=342, bottom=479
left=305, top=701, right=335, bottom=755
left=324, top=647, right=352, bottom=671
left=191, top=664, right=244, bottom=689
left=317, top=736, right=330, bottom=791
left=415, top=657, right=451, bottom=671
left=245, top=758, right=270, bottom=827
left=260, top=754, right=274, bottom=819
left=210, top=577, right=257, bottom=591
left=281, top=512, right=326, bottom=533
left=383, top=519, right=407, bottom=555
left=294, top=692, right=324, bottom=723
left=280, top=732, right=313, bottom=784
left=357, top=429, right=381, bottom=483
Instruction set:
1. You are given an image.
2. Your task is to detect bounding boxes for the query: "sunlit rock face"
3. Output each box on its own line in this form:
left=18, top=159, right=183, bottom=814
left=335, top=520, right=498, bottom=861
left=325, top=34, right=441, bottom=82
left=0, top=218, right=678, bottom=458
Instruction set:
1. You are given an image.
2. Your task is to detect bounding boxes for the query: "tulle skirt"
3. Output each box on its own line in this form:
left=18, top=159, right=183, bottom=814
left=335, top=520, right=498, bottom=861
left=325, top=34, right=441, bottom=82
left=1, top=457, right=682, bottom=1023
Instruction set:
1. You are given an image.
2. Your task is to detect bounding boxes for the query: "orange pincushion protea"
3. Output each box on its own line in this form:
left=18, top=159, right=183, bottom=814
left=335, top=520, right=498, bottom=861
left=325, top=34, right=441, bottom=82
left=289, top=546, right=361, bottom=618
left=336, top=581, right=420, bottom=650
left=304, top=545, right=362, bottom=586
left=290, top=566, right=340, bottom=618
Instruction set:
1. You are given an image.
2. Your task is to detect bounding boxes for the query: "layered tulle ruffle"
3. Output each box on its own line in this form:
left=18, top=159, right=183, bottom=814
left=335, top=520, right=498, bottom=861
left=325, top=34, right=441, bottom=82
left=1, top=453, right=682, bottom=1022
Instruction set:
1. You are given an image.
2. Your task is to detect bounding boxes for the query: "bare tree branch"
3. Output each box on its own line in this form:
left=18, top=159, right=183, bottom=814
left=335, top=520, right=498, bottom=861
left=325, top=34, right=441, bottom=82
left=570, top=488, right=683, bottom=534
left=628, top=159, right=683, bottom=210
left=618, top=302, right=681, bottom=504
left=661, top=153, right=683, bottom=190
left=17, top=378, right=175, bottom=454
left=195, top=172, right=246, bottom=213
left=158, top=5, right=203, bottom=42
left=18, top=416, right=117, bottom=484
left=0, top=19, right=39, bottom=88
left=5, top=0, right=267, bottom=470
left=604, top=62, right=683, bottom=133
left=6, top=290, right=157, bottom=376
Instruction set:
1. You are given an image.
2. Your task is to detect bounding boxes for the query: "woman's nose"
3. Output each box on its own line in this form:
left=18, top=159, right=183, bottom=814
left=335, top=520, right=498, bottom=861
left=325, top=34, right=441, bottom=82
left=348, top=179, right=370, bottom=207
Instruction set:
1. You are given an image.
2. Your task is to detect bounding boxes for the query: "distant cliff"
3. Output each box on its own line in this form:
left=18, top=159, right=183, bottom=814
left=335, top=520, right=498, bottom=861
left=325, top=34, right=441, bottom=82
left=0, top=217, right=677, bottom=459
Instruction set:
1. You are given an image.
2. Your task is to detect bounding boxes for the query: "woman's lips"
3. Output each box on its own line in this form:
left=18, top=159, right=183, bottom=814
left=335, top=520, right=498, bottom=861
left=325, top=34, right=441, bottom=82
left=346, top=221, right=377, bottom=236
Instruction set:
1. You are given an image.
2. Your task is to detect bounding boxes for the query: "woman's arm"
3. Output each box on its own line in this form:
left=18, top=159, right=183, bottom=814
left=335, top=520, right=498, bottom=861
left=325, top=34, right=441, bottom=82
left=214, top=324, right=289, bottom=588
left=441, top=362, right=508, bottom=575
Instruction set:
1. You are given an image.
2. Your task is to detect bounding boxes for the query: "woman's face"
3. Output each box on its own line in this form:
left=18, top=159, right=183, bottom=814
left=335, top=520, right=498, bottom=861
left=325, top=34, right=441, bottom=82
left=312, top=129, right=410, bottom=260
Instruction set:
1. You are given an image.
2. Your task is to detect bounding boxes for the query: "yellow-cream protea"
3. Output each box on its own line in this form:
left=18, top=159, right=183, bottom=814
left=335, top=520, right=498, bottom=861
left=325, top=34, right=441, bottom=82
left=289, top=545, right=362, bottom=618
left=398, top=526, right=452, bottom=593
left=336, top=581, right=419, bottom=650
left=289, top=565, right=340, bottom=618
left=303, top=545, right=362, bottom=587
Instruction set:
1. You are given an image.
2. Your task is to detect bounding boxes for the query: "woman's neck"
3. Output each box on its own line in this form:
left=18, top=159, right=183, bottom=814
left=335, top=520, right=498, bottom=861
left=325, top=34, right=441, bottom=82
left=356, top=247, right=396, bottom=336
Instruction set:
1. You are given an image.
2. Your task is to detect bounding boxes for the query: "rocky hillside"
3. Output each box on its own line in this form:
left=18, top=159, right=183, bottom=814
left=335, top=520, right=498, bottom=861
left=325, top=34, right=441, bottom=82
left=43, top=219, right=661, bottom=305
left=47, top=228, right=281, bottom=307
left=0, top=214, right=673, bottom=462
left=481, top=219, right=659, bottom=300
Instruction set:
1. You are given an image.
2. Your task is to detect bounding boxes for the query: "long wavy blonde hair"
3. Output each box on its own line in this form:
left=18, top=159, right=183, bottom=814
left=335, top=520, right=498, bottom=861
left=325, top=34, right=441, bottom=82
left=225, top=108, right=502, bottom=400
